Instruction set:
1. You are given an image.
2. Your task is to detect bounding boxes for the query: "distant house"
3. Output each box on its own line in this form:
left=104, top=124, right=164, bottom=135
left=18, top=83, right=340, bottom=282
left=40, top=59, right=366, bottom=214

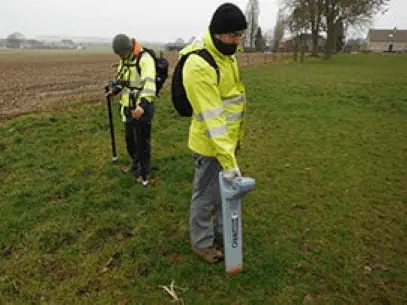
left=343, top=38, right=367, bottom=53
left=367, top=28, right=407, bottom=52
left=165, top=37, right=196, bottom=51
left=0, top=39, right=6, bottom=48
left=165, top=38, right=187, bottom=51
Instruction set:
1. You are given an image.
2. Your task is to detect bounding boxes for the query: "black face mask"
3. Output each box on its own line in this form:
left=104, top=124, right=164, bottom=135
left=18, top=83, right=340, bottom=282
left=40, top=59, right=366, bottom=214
left=212, top=35, right=238, bottom=56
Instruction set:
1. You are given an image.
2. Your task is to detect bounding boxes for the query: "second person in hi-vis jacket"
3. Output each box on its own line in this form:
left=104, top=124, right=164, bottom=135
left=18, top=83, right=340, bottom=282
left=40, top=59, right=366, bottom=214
left=108, top=34, right=156, bottom=187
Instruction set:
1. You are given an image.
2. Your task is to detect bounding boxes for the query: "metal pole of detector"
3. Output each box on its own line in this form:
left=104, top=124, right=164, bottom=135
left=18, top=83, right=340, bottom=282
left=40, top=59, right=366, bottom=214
left=219, top=174, right=255, bottom=275
left=105, top=94, right=117, bottom=162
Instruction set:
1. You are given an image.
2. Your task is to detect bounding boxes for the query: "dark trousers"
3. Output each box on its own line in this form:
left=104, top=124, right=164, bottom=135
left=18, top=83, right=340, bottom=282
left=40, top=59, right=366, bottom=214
left=190, top=153, right=222, bottom=248
left=124, top=104, right=155, bottom=180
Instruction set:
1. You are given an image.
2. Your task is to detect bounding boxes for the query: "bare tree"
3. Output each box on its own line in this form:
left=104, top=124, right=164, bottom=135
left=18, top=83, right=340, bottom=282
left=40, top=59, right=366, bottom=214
left=336, top=19, right=345, bottom=52
left=6, top=32, right=25, bottom=49
left=306, top=0, right=324, bottom=56
left=245, top=0, right=260, bottom=49
left=288, top=2, right=309, bottom=62
left=255, top=27, right=266, bottom=52
left=273, top=8, right=286, bottom=52
left=285, top=0, right=323, bottom=56
left=284, top=0, right=389, bottom=59
left=323, top=0, right=390, bottom=59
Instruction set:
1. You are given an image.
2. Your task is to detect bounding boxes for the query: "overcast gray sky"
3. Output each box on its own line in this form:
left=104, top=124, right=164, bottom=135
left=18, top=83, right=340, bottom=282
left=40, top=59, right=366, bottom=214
left=1, top=0, right=406, bottom=41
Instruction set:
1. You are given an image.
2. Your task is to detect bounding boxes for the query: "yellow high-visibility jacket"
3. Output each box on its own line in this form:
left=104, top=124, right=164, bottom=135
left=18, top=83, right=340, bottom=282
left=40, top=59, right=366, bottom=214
left=116, top=47, right=156, bottom=122
left=181, top=30, right=247, bottom=170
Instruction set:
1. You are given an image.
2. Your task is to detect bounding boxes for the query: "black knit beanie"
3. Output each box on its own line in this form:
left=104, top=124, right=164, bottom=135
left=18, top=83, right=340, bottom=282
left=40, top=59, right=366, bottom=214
left=209, top=3, right=247, bottom=34
left=112, top=34, right=133, bottom=56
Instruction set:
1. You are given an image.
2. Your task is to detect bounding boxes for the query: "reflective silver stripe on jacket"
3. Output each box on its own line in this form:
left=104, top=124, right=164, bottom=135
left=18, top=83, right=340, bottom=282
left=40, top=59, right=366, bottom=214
left=128, top=80, right=143, bottom=89
left=205, top=125, right=228, bottom=138
left=226, top=112, right=244, bottom=121
left=223, top=95, right=245, bottom=106
left=195, top=108, right=224, bottom=121
left=140, top=88, right=156, bottom=96
left=141, top=77, right=155, bottom=85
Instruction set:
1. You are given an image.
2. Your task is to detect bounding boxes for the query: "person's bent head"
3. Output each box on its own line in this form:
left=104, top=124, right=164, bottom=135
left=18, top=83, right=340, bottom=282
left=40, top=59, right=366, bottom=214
left=209, top=3, right=247, bottom=55
left=112, top=34, right=133, bottom=59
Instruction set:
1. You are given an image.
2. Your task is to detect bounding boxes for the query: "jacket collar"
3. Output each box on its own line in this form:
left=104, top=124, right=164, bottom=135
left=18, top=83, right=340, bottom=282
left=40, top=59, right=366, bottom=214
left=203, top=29, right=225, bottom=59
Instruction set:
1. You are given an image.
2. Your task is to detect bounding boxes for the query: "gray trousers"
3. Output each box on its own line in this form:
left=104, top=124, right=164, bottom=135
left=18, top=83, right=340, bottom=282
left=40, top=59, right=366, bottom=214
left=189, top=153, right=223, bottom=248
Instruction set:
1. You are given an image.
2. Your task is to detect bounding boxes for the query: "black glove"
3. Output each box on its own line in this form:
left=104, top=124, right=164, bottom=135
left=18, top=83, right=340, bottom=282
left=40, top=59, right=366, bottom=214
left=138, top=98, right=154, bottom=121
left=111, top=85, right=122, bottom=95
left=139, top=98, right=149, bottom=111
left=117, top=80, right=130, bottom=87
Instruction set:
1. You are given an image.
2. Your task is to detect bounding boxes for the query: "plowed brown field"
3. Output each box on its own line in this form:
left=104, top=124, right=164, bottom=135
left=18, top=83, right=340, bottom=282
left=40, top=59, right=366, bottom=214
left=0, top=51, right=282, bottom=121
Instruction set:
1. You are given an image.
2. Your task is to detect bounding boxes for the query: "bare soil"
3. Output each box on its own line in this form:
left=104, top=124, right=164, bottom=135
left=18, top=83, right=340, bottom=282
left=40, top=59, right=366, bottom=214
left=0, top=51, right=279, bottom=122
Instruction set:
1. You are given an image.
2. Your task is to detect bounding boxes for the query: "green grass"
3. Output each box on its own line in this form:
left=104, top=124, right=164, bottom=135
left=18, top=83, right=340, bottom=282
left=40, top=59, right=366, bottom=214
left=1, top=54, right=406, bottom=304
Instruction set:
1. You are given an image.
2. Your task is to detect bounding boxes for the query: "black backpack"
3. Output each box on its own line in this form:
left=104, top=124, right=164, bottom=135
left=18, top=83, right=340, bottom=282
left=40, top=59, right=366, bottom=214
left=136, top=48, right=169, bottom=97
left=171, top=49, right=220, bottom=117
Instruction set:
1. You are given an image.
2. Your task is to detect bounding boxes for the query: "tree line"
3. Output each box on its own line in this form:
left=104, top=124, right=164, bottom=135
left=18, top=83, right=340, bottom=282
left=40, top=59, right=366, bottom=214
left=245, top=0, right=390, bottom=59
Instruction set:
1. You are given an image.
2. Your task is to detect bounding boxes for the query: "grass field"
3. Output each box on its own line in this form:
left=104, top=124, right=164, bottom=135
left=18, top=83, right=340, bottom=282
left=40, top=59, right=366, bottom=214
left=0, top=54, right=406, bottom=304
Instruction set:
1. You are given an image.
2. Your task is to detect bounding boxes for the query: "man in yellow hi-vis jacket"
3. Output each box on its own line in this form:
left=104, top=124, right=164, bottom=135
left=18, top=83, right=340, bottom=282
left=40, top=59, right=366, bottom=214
left=182, top=3, right=248, bottom=263
left=107, top=34, right=156, bottom=187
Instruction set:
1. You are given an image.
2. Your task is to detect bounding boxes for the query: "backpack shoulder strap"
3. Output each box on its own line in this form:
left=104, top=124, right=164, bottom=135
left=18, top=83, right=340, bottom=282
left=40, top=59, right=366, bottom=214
left=115, top=59, right=126, bottom=79
left=135, top=50, right=146, bottom=75
left=195, top=49, right=220, bottom=84
left=135, top=49, right=157, bottom=75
